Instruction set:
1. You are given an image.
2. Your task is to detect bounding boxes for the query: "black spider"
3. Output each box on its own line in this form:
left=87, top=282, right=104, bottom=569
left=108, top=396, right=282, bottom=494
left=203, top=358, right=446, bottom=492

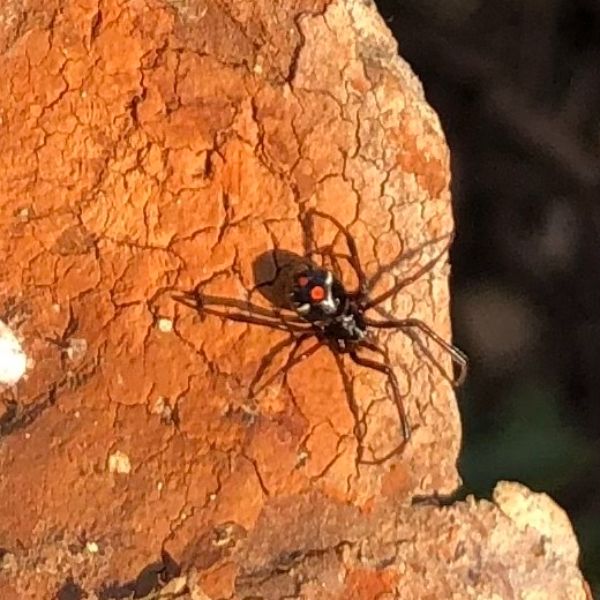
left=174, top=210, right=468, bottom=464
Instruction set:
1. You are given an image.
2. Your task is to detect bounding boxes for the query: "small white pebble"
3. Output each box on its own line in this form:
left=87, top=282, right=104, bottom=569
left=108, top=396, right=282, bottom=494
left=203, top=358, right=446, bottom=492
left=151, top=396, right=166, bottom=414
left=66, top=338, right=87, bottom=361
left=81, top=90, right=87, bottom=98
left=17, top=207, right=30, bottom=222
left=157, top=317, right=173, bottom=332
left=296, top=451, right=309, bottom=468
left=157, top=481, right=164, bottom=492
left=0, top=320, right=27, bottom=386
left=160, top=577, right=187, bottom=595
left=24, top=433, right=31, bottom=440
left=85, top=541, right=99, bottom=553
left=108, top=450, right=131, bottom=474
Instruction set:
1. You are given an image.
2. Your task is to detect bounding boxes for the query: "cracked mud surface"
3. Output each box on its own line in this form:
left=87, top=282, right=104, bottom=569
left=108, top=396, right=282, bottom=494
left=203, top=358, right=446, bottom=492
left=0, top=0, right=589, bottom=598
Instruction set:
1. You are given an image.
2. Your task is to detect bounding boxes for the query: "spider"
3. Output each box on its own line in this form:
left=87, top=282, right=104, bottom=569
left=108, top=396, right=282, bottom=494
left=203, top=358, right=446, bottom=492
left=174, top=210, right=468, bottom=464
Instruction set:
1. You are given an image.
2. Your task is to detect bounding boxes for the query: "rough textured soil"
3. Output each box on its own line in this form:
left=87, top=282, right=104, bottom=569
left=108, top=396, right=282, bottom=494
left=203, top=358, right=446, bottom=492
left=0, top=0, right=590, bottom=598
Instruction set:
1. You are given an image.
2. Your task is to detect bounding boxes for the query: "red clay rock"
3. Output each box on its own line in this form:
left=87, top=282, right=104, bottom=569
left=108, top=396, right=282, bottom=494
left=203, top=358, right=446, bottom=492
left=0, top=0, right=589, bottom=598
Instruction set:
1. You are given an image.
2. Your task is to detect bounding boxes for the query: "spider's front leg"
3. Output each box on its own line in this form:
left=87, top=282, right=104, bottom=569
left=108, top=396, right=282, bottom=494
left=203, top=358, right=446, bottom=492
left=173, top=288, right=311, bottom=333
left=303, top=209, right=369, bottom=298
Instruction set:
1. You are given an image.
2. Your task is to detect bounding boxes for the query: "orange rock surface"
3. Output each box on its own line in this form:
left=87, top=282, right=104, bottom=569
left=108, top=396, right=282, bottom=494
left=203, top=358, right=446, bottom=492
left=0, top=0, right=589, bottom=598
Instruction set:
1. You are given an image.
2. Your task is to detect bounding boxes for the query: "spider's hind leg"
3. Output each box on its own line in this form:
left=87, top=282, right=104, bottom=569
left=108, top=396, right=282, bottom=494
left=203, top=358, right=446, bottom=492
left=331, top=351, right=373, bottom=465
left=364, top=316, right=468, bottom=387
left=347, top=340, right=411, bottom=465
left=247, top=334, right=300, bottom=402
left=248, top=332, right=321, bottom=399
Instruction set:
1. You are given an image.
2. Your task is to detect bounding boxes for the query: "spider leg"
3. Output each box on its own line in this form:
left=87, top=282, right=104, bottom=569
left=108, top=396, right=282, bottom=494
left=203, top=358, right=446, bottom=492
left=248, top=331, right=314, bottom=398
left=401, top=327, right=460, bottom=388
left=348, top=343, right=411, bottom=465
left=306, top=244, right=352, bottom=274
left=247, top=334, right=299, bottom=400
left=178, top=290, right=307, bottom=324
left=202, top=308, right=304, bottom=332
left=366, top=232, right=453, bottom=297
left=175, top=298, right=309, bottom=333
left=330, top=351, right=369, bottom=462
left=173, top=290, right=311, bottom=333
left=352, top=341, right=411, bottom=441
left=364, top=317, right=468, bottom=386
left=253, top=333, right=324, bottom=398
left=304, top=209, right=368, bottom=296
left=364, top=234, right=454, bottom=309
left=171, top=290, right=202, bottom=311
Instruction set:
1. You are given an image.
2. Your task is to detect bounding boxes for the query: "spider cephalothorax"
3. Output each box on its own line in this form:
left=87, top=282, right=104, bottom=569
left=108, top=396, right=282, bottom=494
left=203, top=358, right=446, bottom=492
left=289, top=266, right=367, bottom=345
left=174, top=209, right=468, bottom=465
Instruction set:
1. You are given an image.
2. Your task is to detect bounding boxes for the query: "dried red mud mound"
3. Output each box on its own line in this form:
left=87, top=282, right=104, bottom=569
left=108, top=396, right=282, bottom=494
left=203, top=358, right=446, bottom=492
left=0, top=0, right=590, bottom=598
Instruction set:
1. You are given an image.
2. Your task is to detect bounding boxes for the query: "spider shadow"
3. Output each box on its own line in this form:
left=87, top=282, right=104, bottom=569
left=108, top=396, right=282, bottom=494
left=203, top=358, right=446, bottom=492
left=97, top=551, right=180, bottom=599
left=56, top=578, right=84, bottom=600
left=174, top=217, right=466, bottom=465
left=251, top=249, right=315, bottom=310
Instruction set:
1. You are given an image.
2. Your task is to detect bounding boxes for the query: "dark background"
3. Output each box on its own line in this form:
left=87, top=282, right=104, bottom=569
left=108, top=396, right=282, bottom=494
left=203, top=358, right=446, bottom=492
left=375, top=0, right=600, bottom=593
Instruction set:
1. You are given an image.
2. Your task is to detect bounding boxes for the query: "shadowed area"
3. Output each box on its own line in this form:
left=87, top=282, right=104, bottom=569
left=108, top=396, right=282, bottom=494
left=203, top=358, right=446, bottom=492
left=251, top=249, right=311, bottom=309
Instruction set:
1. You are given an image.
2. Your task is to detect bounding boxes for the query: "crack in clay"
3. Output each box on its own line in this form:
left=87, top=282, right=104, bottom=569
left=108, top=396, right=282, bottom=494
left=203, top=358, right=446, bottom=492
left=0, top=2, right=469, bottom=594
left=308, top=433, right=352, bottom=483
left=242, top=453, right=270, bottom=497
left=0, top=324, right=102, bottom=442
left=238, top=539, right=353, bottom=588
